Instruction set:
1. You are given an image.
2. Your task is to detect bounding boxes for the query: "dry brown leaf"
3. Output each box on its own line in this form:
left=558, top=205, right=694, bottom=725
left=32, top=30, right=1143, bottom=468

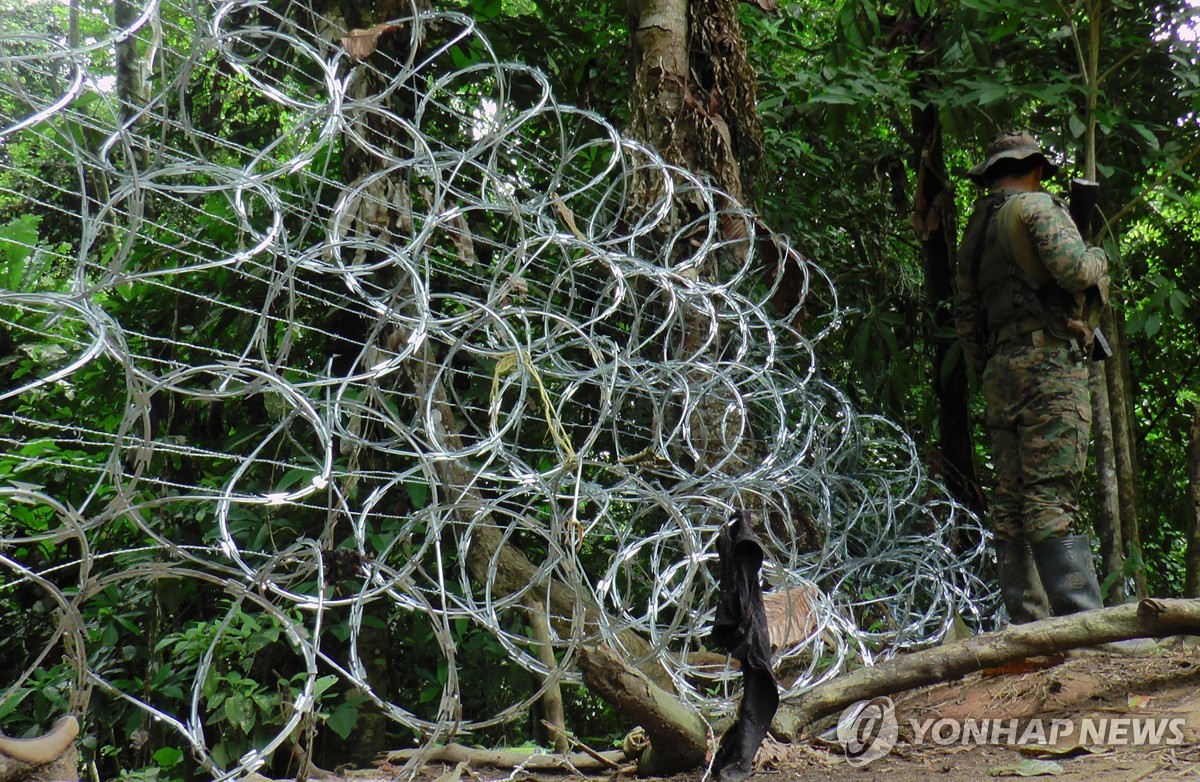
left=980, top=653, right=1066, bottom=677
left=342, top=22, right=401, bottom=60
left=752, top=737, right=793, bottom=770
left=987, top=758, right=1064, bottom=777
left=763, top=583, right=821, bottom=651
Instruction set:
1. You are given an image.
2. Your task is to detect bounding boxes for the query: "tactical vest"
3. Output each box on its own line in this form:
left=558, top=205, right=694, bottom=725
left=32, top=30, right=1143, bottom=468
left=965, top=192, right=1080, bottom=350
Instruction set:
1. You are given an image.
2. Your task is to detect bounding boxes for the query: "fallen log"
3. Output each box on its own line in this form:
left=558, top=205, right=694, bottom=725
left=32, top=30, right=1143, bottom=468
left=772, top=598, right=1200, bottom=741
left=382, top=742, right=627, bottom=772
left=0, top=716, right=79, bottom=782
left=578, top=645, right=709, bottom=775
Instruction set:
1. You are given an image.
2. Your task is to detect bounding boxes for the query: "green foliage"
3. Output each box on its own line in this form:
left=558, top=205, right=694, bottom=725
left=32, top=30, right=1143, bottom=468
left=3, top=0, right=1200, bottom=777
left=739, top=0, right=1200, bottom=593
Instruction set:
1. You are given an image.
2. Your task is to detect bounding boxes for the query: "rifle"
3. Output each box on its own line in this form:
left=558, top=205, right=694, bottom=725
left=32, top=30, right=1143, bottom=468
left=1068, top=177, right=1112, bottom=361
left=1069, top=177, right=1101, bottom=239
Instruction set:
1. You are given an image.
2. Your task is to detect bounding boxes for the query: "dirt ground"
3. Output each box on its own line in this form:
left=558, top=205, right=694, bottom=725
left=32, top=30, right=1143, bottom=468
left=751, top=638, right=1200, bottom=781
left=380, top=638, right=1200, bottom=782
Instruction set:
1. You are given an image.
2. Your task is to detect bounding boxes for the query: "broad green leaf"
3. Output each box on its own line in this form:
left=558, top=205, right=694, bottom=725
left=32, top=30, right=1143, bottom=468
left=275, top=467, right=316, bottom=492
left=1169, top=290, right=1189, bottom=317
left=862, top=0, right=879, bottom=36
left=152, top=747, right=184, bottom=768
left=224, top=694, right=250, bottom=731
left=815, top=92, right=858, bottom=106
left=0, top=215, right=40, bottom=287
left=0, top=688, right=32, bottom=721
left=1069, top=114, right=1086, bottom=139
left=1145, top=312, right=1161, bottom=338
left=977, top=81, right=1008, bottom=105
left=326, top=702, right=359, bottom=739
left=471, top=0, right=502, bottom=20
left=314, top=674, right=339, bottom=697
left=406, top=481, right=430, bottom=508
left=1129, top=123, right=1160, bottom=150
left=838, top=4, right=866, bottom=49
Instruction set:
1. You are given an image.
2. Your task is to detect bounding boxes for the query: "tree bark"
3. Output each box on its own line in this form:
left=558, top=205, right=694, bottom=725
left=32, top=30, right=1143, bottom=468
left=0, top=717, right=78, bottom=782
left=629, top=0, right=689, bottom=161
left=628, top=0, right=762, bottom=203
left=626, top=0, right=765, bottom=475
left=1077, top=0, right=1134, bottom=602
left=1185, top=403, right=1200, bottom=598
left=578, top=646, right=709, bottom=775
left=1089, top=363, right=1125, bottom=604
left=907, top=50, right=983, bottom=519
left=114, top=0, right=147, bottom=121
left=525, top=602, right=569, bottom=753
left=771, top=598, right=1200, bottom=741
left=383, top=743, right=626, bottom=772
left=1102, top=310, right=1147, bottom=598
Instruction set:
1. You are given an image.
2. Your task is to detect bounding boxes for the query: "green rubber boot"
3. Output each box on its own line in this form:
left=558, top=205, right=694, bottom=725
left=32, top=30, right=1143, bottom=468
left=994, top=538, right=1050, bottom=624
left=1031, top=534, right=1157, bottom=656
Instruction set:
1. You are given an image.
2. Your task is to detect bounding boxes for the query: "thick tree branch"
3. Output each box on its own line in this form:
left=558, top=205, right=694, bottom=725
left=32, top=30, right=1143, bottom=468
left=578, top=645, right=709, bottom=775
left=772, top=598, right=1200, bottom=741
left=382, top=743, right=627, bottom=772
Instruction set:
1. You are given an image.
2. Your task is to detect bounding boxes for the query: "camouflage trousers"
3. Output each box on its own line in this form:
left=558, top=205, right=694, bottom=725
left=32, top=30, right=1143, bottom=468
left=983, top=345, right=1091, bottom=543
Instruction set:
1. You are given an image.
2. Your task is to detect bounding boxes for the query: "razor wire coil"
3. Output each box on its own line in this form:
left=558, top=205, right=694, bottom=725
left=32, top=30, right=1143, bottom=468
left=0, top=2, right=996, bottom=779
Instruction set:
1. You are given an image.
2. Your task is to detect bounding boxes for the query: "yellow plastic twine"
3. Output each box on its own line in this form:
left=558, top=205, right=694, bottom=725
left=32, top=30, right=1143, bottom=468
left=491, top=350, right=577, bottom=466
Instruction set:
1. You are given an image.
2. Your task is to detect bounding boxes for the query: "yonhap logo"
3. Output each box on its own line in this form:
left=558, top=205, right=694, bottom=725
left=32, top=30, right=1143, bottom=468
left=836, top=696, right=898, bottom=766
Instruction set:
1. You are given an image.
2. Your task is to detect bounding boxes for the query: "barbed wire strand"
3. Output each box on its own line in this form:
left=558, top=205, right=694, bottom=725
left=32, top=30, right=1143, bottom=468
left=0, top=2, right=996, bottom=778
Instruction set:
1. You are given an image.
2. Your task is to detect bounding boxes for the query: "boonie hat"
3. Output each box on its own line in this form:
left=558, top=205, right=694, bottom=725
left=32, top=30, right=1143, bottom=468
left=968, top=131, right=1060, bottom=183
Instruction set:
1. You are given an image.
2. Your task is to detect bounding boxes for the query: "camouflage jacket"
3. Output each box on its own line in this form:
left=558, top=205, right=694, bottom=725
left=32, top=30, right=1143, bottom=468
left=955, top=188, right=1108, bottom=372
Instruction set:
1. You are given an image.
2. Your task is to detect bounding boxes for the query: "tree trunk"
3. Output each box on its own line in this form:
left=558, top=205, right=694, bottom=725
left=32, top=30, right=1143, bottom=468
left=1089, top=362, right=1126, bottom=604
left=114, top=0, right=147, bottom=121
left=628, top=0, right=762, bottom=204
left=323, top=0, right=433, bottom=763
left=1079, top=0, right=1134, bottom=601
left=1185, top=403, right=1200, bottom=598
left=907, top=58, right=983, bottom=520
left=1102, top=310, right=1146, bottom=598
left=578, top=646, right=709, bottom=775
left=620, top=4, right=770, bottom=770
left=628, top=0, right=689, bottom=170
left=525, top=602, right=569, bottom=754
left=626, top=0, right=765, bottom=475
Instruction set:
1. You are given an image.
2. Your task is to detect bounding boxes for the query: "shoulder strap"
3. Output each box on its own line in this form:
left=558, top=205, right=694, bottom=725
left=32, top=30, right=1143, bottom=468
left=969, top=193, right=1010, bottom=285
left=996, top=193, right=1053, bottom=286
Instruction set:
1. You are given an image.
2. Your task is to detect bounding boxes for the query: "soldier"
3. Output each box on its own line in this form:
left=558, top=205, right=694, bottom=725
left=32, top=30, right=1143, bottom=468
left=955, top=131, right=1149, bottom=653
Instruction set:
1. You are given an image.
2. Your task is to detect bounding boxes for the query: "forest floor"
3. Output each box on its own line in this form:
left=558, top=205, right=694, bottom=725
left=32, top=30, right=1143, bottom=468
left=366, top=638, right=1200, bottom=782
left=752, top=637, right=1200, bottom=781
